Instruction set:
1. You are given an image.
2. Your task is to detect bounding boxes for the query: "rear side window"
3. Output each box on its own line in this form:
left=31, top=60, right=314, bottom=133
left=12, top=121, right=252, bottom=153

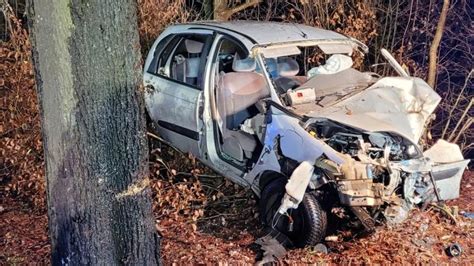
left=149, top=33, right=212, bottom=89
left=147, top=34, right=179, bottom=75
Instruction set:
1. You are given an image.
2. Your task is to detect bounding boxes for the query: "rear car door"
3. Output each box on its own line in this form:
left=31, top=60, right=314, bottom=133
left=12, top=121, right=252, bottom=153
left=144, top=29, right=214, bottom=156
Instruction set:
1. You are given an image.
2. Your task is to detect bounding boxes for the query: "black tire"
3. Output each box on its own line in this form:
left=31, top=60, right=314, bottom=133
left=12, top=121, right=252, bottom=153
left=259, top=177, right=327, bottom=247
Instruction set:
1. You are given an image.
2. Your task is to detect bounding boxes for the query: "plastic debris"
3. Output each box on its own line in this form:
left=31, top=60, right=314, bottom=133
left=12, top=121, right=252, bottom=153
left=255, top=228, right=292, bottom=264
left=445, top=243, right=462, bottom=257
left=313, top=243, right=329, bottom=254
left=460, top=211, right=474, bottom=219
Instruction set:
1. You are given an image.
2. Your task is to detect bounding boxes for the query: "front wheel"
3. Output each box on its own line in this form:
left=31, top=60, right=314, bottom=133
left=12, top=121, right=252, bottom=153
left=259, top=178, right=327, bottom=247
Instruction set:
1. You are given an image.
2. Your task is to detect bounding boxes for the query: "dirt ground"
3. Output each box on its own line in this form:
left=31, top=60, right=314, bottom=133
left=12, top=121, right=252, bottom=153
left=1, top=171, right=472, bottom=264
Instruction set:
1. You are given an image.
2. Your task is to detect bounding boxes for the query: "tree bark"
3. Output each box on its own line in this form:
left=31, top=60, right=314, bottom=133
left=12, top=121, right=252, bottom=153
left=28, top=0, right=160, bottom=264
left=427, top=0, right=450, bottom=88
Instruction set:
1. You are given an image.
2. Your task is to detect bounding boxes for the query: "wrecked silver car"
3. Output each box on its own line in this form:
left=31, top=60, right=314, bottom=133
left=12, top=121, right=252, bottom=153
left=143, top=21, right=469, bottom=247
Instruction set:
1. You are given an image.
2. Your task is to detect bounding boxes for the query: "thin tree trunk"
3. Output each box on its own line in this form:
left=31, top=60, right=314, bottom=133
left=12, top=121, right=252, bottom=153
left=427, top=0, right=450, bottom=88
left=28, top=0, right=160, bottom=264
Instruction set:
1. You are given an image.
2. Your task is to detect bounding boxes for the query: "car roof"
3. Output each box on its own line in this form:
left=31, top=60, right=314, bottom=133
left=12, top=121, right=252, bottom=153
left=180, top=20, right=349, bottom=46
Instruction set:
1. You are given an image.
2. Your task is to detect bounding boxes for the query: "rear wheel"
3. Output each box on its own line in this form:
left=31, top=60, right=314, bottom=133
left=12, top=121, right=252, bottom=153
left=259, top=178, right=327, bottom=247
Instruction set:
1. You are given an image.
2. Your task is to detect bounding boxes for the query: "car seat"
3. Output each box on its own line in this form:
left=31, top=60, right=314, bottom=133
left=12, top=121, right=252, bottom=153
left=274, top=57, right=305, bottom=93
left=216, top=55, right=269, bottom=161
left=265, top=58, right=279, bottom=78
left=172, top=39, right=204, bottom=86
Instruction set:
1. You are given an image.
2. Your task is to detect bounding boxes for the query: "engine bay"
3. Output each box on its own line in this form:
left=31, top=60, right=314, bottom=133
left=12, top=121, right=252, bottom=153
left=303, top=118, right=437, bottom=227
left=306, top=119, right=421, bottom=161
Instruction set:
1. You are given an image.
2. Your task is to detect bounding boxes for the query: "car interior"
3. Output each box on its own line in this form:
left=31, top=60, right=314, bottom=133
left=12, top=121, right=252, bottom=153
left=213, top=38, right=269, bottom=166
left=268, top=56, right=308, bottom=94
left=263, top=49, right=378, bottom=110
left=169, top=35, right=209, bottom=88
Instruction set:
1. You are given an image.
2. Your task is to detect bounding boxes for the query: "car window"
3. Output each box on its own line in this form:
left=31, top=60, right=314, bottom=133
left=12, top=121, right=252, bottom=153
left=169, top=34, right=211, bottom=89
left=148, top=34, right=178, bottom=75
left=150, top=34, right=211, bottom=89
left=215, top=38, right=248, bottom=73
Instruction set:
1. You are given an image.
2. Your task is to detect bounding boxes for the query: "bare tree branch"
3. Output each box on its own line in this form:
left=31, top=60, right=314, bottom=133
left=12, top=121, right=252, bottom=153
left=441, top=70, right=472, bottom=139
left=448, top=98, right=473, bottom=142
left=427, top=0, right=450, bottom=88
left=215, top=0, right=261, bottom=21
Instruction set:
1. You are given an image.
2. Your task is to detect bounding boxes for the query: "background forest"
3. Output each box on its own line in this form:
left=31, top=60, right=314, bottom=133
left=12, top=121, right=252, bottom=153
left=1, top=0, right=472, bottom=264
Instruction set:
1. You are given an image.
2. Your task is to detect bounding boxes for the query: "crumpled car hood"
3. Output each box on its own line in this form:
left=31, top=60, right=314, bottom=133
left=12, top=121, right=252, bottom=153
left=305, top=77, right=441, bottom=143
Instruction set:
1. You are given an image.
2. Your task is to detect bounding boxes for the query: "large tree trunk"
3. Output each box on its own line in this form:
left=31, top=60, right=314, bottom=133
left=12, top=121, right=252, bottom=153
left=28, top=0, right=160, bottom=264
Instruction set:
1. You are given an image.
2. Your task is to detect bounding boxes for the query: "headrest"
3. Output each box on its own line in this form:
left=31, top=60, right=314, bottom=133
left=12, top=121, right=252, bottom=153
left=265, top=58, right=278, bottom=77
left=232, top=53, right=256, bottom=72
left=278, top=57, right=299, bottom=77
left=185, top=39, right=204, bottom=54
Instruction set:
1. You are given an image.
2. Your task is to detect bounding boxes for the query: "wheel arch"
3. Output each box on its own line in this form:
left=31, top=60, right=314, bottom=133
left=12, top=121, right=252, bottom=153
left=258, top=170, right=288, bottom=193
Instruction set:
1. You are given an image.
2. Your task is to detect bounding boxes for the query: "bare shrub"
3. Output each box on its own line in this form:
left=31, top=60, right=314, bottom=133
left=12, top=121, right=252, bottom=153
left=375, top=0, right=473, bottom=156
left=137, top=0, right=198, bottom=55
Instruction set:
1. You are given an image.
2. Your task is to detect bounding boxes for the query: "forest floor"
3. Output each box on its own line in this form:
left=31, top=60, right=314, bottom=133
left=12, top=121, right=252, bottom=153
left=1, top=171, right=473, bottom=264
left=1, top=1, right=473, bottom=263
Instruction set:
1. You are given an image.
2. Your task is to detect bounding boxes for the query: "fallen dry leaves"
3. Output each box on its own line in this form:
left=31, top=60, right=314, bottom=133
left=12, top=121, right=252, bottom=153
left=1, top=170, right=472, bottom=264
left=1, top=7, right=45, bottom=210
left=0, top=198, right=49, bottom=264
left=1, top=1, right=473, bottom=264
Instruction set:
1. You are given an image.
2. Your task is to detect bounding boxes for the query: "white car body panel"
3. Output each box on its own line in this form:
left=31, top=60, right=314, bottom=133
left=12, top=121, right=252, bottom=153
left=305, top=76, right=442, bottom=143
left=143, top=20, right=469, bottom=215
